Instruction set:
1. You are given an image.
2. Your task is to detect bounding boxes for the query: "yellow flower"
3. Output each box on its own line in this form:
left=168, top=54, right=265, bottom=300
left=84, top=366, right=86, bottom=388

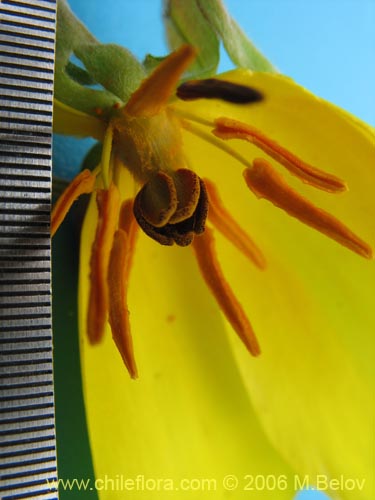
left=53, top=46, right=374, bottom=499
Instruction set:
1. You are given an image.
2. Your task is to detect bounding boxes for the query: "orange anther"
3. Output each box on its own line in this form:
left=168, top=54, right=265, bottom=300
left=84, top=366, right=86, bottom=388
left=244, top=159, right=373, bottom=259
left=125, top=45, right=196, bottom=117
left=214, top=117, right=346, bottom=193
left=51, top=169, right=96, bottom=237
left=205, top=178, right=266, bottom=269
left=193, top=228, right=261, bottom=356
left=87, top=183, right=120, bottom=344
left=108, top=209, right=139, bottom=378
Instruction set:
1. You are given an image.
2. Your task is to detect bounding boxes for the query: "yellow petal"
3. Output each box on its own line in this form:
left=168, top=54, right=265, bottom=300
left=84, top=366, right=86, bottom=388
left=53, top=98, right=106, bottom=139
left=177, top=68, right=375, bottom=369
left=79, top=191, right=296, bottom=499
left=223, top=250, right=373, bottom=500
left=176, top=72, right=374, bottom=499
left=172, top=70, right=375, bottom=232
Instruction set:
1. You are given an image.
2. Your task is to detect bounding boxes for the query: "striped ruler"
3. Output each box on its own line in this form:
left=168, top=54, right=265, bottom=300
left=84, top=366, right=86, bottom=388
left=0, top=0, right=58, bottom=498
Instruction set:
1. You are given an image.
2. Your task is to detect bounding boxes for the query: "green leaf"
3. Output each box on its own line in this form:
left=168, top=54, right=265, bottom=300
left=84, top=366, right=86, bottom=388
left=164, top=0, right=220, bottom=78
left=52, top=176, right=69, bottom=202
left=81, top=141, right=103, bottom=172
left=53, top=214, right=97, bottom=500
left=197, top=0, right=276, bottom=72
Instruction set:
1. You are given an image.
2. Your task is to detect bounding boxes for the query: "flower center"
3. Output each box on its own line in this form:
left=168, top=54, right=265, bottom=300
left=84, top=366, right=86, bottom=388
left=111, top=100, right=209, bottom=246
left=112, top=111, right=186, bottom=184
left=51, top=44, right=373, bottom=379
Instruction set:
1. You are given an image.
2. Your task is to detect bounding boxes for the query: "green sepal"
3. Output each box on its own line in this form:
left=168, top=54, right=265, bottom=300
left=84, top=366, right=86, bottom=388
left=55, top=0, right=145, bottom=117
left=55, top=0, right=118, bottom=115
left=54, top=70, right=118, bottom=117
left=197, top=0, right=276, bottom=72
left=65, top=61, right=96, bottom=86
left=53, top=214, right=97, bottom=500
left=143, top=54, right=168, bottom=75
left=75, top=43, right=145, bottom=102
left=164, top=0, right=220, bottom=78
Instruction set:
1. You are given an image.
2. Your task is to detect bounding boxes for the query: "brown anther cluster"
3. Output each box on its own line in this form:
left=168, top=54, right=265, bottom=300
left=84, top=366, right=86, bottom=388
left=133, top=168, right=208, bottom=246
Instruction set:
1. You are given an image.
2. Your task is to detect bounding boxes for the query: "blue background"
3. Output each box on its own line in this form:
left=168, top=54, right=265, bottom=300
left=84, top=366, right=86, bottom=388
left=68, top=0, right=375, bottom=125
left=56, top=2, right=374, bottom=499
left=55, top=0, right=375, bottom=180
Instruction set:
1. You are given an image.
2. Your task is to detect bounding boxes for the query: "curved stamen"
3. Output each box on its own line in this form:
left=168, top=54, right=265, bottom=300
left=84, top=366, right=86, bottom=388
left=108, top=200, right=139, bottom=379
left=174, top=109, right=347, bottom=194
left=244, top=159, right=373, bottom=259
left=87, top=183, right=120, bottom=344
left=204, top=178, right=266, bottom=269
left=193, top=228, right=261, bottom=356
left=214, top=117, right=346, bottom=193
left=51, top=169, right=96, bottom=237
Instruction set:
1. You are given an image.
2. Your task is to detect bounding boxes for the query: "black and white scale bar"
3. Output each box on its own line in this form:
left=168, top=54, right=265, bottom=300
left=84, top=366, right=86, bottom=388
left=0, top=0, right=58, bottom=498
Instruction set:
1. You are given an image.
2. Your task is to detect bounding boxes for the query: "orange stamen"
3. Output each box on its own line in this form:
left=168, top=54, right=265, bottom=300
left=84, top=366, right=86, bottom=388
left=51, top=169, right=96, bottom=236
left=204, top=178, right=266, bottom=269
left=192, top=228, right=261, bottom=356
left=244, top=159, right=373, bottom=259
left=87, top=183, right=120, bottom=344
left=125, top=45, right=196, bottom=117
left=214, top=117, right=346, bottom=193
left=108, top=201, right=139, bottom=378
